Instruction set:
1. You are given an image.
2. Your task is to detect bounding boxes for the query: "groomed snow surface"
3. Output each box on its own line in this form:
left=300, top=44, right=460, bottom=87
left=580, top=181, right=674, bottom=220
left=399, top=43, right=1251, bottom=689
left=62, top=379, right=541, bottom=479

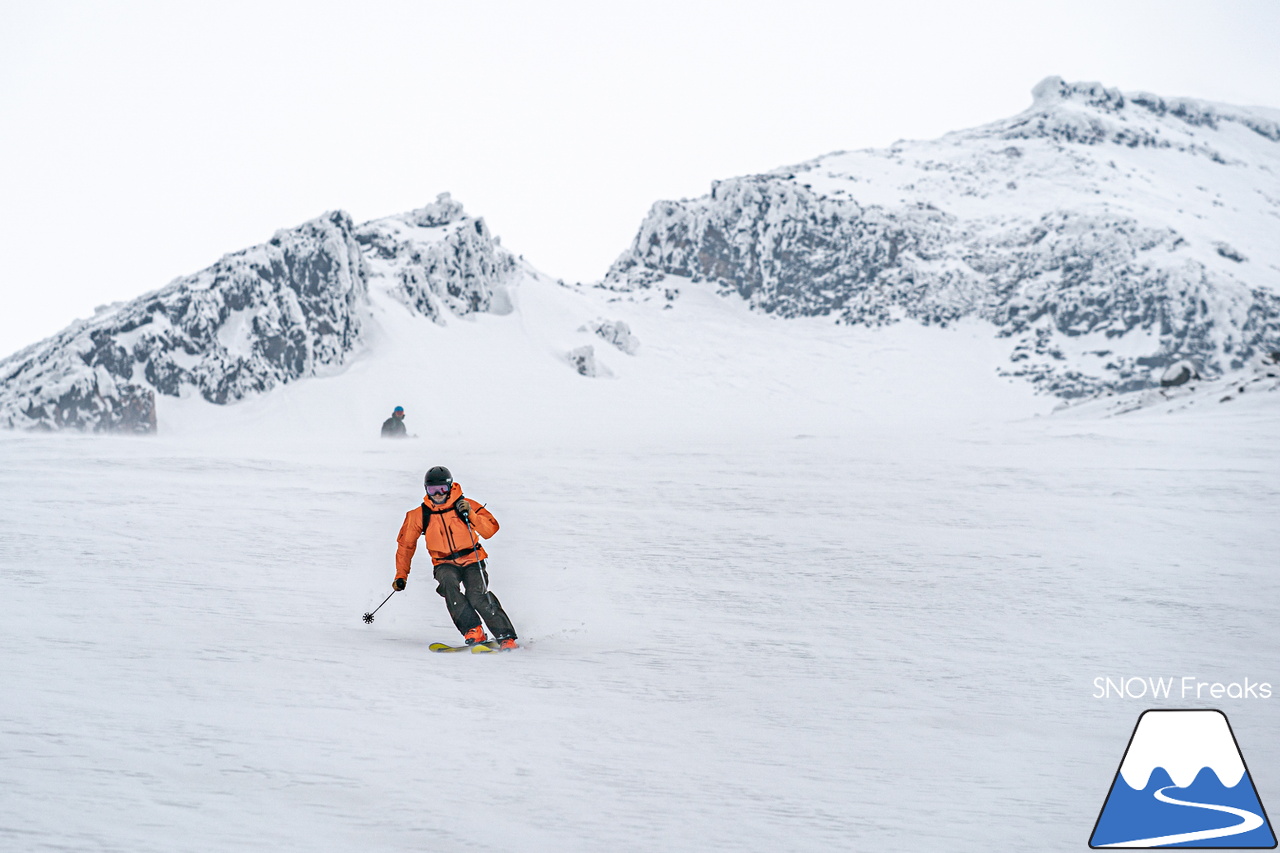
left=2, top=276, right=1278, bottom=851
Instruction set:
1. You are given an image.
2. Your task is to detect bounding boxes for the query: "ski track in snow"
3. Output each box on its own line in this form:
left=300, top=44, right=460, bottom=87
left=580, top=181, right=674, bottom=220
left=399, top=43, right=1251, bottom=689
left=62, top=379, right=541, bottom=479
left=2, top=410, right=1278, bottom=852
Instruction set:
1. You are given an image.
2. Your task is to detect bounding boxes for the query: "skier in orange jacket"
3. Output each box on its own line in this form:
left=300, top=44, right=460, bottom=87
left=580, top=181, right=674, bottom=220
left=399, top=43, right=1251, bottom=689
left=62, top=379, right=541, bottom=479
left=394, top=466, right=518, bottom=649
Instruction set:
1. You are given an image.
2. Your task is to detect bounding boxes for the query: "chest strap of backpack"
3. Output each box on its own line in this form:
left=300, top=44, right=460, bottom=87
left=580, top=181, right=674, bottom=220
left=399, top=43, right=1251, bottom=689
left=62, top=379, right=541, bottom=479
left=438, top=544, right=482, bottom=562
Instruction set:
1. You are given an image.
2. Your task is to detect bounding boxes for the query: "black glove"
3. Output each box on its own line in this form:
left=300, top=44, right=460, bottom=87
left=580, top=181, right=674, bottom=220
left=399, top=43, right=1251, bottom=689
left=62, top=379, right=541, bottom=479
left=393, top=577, right=406, bottom=591
left=454, top=498, right=472, bottom=521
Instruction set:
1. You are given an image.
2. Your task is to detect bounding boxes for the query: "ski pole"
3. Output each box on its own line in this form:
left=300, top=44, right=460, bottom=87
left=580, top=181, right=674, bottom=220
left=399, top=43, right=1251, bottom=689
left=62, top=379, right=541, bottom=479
left=460, top=503, right=485, bottom=563
left=363, top=590, right=397, bottom=624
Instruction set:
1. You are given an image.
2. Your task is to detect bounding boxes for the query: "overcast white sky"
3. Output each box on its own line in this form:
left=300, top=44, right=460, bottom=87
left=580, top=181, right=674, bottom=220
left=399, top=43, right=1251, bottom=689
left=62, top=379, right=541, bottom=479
left=2, top=0, right=1279, bottom=357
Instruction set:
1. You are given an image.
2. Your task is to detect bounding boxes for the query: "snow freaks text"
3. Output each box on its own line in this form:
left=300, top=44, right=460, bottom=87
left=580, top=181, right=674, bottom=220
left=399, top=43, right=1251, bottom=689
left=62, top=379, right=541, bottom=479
left=1093, top=677, right=1273, bottom=700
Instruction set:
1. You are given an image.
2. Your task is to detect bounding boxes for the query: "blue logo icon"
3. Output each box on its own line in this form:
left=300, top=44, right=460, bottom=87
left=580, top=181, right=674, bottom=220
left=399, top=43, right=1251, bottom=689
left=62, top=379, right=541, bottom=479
left=1091, top=710, right=1276, bottom=848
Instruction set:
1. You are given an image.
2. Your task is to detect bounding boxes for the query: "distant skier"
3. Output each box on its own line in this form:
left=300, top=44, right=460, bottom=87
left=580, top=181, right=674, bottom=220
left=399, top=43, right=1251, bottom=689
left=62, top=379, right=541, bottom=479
left=381, top=406, right=408, bottom=438
left=393, top=466, right=519, bottom=649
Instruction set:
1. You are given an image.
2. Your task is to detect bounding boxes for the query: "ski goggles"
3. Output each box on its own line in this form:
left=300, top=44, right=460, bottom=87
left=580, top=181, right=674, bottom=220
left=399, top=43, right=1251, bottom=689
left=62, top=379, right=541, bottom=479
left=425, top=484, right=451, bottom=496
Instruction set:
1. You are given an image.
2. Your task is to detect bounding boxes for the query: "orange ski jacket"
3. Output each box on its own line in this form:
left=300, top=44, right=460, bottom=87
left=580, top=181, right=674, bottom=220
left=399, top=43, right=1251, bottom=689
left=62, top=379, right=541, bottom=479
left=395, top=482, right=498, bottom=579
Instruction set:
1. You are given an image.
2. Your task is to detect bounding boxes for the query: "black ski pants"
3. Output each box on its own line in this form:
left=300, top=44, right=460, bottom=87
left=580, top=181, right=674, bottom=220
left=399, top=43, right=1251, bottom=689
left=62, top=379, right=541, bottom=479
left=433, top=561, right=516, bottom=640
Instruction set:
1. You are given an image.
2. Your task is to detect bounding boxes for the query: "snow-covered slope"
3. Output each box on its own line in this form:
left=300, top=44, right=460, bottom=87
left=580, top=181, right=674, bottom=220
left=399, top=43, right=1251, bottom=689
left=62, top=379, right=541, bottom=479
left=1, top=263, right=1277, bottom=851
left=604, top=77, right=1280, bottom=398
left=0, top=194, right=524, bottom=433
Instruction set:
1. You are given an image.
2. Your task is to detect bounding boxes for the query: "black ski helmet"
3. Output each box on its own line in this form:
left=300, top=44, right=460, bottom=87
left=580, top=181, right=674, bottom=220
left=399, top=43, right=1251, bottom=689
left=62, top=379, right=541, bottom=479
left=424, top=466, right=453, bottom=491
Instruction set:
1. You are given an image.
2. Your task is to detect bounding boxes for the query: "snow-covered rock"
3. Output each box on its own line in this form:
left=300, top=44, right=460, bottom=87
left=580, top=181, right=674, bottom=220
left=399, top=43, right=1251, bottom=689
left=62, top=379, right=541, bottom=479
left=604, top=77, right=1280, bottom=398
left=1160, top=359, right=1199, bottom=387
left=0, top=210, right=367, bottom=432
left=355, top=193, right=520, bottom=322
left=582, top=319, right=640, bottom=355
left=1057, top=348, right=1280, bottom=417
left=0, top=197, right=526, bottom=433
left=566, top=344, right=609, bottom=377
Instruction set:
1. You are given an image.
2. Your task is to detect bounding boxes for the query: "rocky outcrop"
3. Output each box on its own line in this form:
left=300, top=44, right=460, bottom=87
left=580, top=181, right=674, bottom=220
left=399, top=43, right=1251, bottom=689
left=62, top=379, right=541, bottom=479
left=607, top=178, right=955, bottom=321
left=566, top=345, right=609, bottom=377
left=0, top=195, right=531, bottom=433
left=583, top=319, right=640, bottom=355
left=356, top=193, right=519, bottom=322
left=0, top=210, right=367, bottom=432
left=1061, top=350, right=1280, bottom=417
left=7, top=367, right=157, bottom=434
left=1005, top=77, right=1280, bottom=159
left=603, top=78, right=1280, bottom=398
left=1161, top=360, right=1199, bottom=387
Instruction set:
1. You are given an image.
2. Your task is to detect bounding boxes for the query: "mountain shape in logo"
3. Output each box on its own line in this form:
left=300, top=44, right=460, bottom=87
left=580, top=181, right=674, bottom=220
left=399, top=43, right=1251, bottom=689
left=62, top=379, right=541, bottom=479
left=1091, top=709, right=1276, bottom=848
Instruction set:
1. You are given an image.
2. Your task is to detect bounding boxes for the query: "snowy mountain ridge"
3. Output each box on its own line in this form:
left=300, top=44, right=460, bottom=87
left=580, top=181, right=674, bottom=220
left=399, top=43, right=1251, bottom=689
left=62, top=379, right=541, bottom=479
left=1018, top=77, right=1280, bottom=155
left=603, top=76, right=1280, bottom=398
left=4, top=78, right=1280, bottom=432
left=0, top=195, right=526, bottom=433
